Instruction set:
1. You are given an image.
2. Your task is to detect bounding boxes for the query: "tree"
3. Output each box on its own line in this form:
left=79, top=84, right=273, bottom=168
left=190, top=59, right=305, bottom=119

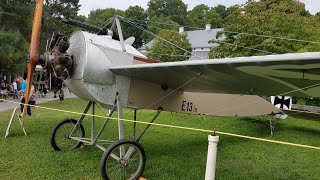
left=86, top=8, right=124, bottom=27
left=147, top=0, right=187, bottom=25
left=0, top=0, right=33, bottom=79
left=209, top=0, right=320, bottom=58
left=187, top=4, right=210, bottom=29
left=0, top=29, right=28, bottom=76
left=316, top=12, right=320, bottom=22
left=143, top=15, right=179, bottom=42
left=0, top=0, right=33, bottom=38
left=44, top=0, right=80, bottom=18
left=147, top=30, right=192, bottom=62
left=41, top=0, right=82, bottom=52
left=213, top=5, right=228, bottom=19
left=0, top=0, right=83, bottom=79
left=123, top=6, right=147, bottom=48
left=206, top=8, right=223, bottom=28
left=186, top=4, right=224, bottom=29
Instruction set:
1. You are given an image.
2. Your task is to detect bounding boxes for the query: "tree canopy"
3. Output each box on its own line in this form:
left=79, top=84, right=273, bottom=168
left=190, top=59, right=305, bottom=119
left=86, top=8, right=124, bottom=27
left=146, top=30, right=192, bottom=62
left=316, top=12, right=320, bottom=22
left=147, top=0, right=188, bottom=25
left=143, top=15, right=179, bottom=42
left=0, top=29, right=28, bottom=76
left=209, top=0, right=320, bottom=58
left=123, top=6, right=147, bottom=48
left=0, top=0, right=82, bottom=79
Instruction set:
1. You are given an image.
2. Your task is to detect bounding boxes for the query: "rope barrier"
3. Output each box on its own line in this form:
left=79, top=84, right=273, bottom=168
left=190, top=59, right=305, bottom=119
left=1, top=98, right=320, bottom=151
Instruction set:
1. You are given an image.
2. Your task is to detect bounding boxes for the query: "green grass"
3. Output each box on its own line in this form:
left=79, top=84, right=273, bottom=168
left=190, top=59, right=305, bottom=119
left=0, top=98, right=320, bottom=179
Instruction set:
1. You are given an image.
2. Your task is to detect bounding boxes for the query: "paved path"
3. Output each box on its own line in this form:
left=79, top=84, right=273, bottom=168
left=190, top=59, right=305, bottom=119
left=0, top=91, right=77, bottom=112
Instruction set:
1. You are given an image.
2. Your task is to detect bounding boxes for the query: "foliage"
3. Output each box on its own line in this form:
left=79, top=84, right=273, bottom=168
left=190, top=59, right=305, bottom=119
left=213, top=4, right=228, bottom=19
left=147, top=30, right=192, bottom=62
left=147, top=0, right=187, bottom=25
left=186, top=4, right=224, bottom=29
left=209, top=0, right=320, bottom=58
left=0, top=29, right=28, bottom=75
left=41, top=0, right=82, bottom=51
left=0, top=1, right=33, bottom=77
left=316, top=12, right=320, bottom=22
left=187, top=4, right=211, bottom=29
left=143, top=15, right=179, bottom=42
left=123, top=6, right=147, bottom=48
left=86, top=8, right=124, bottom=27
left=0, top=0, right=83, bottom=79
left=205, top=8, right=223, bottom=28
left=0, top=0, right=33, bottom=40
left=187, top=4, right=209, bottom=28
left=45, top=0, right=80, bottom=18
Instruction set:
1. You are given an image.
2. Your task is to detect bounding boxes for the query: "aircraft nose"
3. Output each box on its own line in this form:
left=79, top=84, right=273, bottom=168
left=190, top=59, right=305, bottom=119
left=41, top=35, right=75, bottom=90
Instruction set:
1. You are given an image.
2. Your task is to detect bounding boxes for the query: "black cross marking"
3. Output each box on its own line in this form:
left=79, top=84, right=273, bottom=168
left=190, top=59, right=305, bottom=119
left=274, top=96, right=291, bottom=109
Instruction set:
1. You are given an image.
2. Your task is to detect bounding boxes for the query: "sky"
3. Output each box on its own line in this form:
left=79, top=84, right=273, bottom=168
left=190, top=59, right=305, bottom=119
left=78, top=0, right=320, bottom=17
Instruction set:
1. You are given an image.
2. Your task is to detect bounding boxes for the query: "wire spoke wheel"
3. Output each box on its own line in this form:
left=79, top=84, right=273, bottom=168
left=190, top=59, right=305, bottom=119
left=50, top=119, right=85, bottom=151
left=101, top=140, right=146, bottom=180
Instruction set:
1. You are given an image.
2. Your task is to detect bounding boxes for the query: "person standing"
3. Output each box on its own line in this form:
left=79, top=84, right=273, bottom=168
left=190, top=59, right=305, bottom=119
left=18, top=76, right=27, bottom=96
left=20, top=82, right=37, bottom=116
left=12, top=80, right=18, bottom=99
left=18, top=76, right=27, bottom=114
left=58, top=88, right=64, bottom=104
left=0, top=80, right=7, bottom=100
left=43, top=83, right=48, bottom=98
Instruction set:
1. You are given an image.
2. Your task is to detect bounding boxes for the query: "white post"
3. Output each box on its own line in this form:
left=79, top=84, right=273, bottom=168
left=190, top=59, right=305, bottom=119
left=205, top=134, right=219, bottom=180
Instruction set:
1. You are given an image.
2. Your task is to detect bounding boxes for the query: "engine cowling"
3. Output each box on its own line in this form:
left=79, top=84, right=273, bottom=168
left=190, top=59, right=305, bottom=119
left=48, top=31, right=146, bottom=106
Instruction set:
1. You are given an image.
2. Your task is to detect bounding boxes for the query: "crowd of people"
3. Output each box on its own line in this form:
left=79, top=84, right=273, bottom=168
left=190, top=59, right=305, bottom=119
left=1, top=76, right=67, bottom=116
left=1, top=76, right=44, bottom=116
left=0, top=77, right=50, bottom=100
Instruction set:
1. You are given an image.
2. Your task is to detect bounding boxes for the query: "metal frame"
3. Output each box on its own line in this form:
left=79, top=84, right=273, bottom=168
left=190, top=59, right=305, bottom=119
left=66, top=93, right=162, bottom=152
left=257, top=115, right=278, bottom=135
left=5, top=107, right=27, bottom=138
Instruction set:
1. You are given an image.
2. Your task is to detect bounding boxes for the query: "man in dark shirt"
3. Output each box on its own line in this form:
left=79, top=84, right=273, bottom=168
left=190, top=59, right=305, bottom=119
left=0, top=80, right=7, bottom=100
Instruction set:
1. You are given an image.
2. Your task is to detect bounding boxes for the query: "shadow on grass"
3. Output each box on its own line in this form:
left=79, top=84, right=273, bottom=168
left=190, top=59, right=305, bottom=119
left=287, top=112, right=320, bottom=121
left=284, top=125, right=320, bottom=136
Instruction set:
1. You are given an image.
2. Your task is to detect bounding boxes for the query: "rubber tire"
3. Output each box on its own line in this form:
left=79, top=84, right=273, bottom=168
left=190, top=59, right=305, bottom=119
left=50, top=119, right=85, bottom=151
left=100, top=140, right=146, bottom=180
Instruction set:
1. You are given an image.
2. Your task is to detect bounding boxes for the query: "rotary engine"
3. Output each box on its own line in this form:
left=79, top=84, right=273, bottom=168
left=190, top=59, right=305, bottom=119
left=40, top=34, right=74, bottom=90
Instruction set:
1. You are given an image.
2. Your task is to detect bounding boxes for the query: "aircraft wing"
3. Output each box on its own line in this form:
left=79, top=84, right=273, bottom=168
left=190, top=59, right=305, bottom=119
left=110, top=52, right=320, bottom=97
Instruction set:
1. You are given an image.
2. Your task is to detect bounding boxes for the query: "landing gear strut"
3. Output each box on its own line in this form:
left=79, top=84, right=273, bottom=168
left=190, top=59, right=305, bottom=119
left=49, top=93, right=162, bottom=179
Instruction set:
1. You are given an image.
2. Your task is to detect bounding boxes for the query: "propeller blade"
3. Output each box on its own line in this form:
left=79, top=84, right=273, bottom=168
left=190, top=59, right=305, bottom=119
left=21, top=0, right=43, bottom=127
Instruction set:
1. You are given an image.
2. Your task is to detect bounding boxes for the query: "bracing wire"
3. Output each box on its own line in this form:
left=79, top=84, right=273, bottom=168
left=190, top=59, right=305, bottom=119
left=97, top=17, right=113, bottom=35
left=222, top=30, right=320, bottom=44
left=119, top=16, right=203, bottom=60
left=121, top=17, right=278, bottom=56
left=213, top=40, right=277, bottom=55
left=125, top=19, right=179, bottom=34
left=124, top=17, right=320, bottom=44
left=147, top=52, right=198, bottom=57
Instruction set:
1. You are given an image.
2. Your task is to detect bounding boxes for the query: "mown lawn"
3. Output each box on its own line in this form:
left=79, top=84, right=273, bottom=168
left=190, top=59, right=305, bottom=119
left=0, top=98, right=320, bottom=179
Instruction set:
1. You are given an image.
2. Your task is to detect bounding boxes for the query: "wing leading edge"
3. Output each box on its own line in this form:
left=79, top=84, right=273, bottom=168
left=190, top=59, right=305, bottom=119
left=110, top=52, right=320, bottom=97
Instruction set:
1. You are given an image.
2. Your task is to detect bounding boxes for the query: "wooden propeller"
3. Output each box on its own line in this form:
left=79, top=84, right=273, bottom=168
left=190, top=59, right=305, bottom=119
left=21, top=0, right=43, bottom=127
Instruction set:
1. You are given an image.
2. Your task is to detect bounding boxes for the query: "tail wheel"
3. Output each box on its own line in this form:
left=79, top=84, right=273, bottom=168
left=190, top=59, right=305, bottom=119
left=100, top=140, right=146, bottom=180
left=50, top=119, right=85, bottom=151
